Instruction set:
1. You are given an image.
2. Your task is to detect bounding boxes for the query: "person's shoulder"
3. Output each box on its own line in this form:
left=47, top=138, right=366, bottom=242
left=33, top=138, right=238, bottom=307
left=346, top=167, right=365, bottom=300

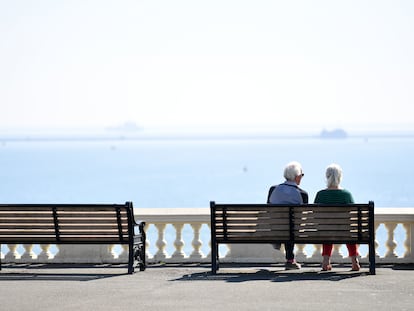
left=314, top=189, right=329, bottom=203
left=340, top=188, right=353, bottom=196
left=341, top=188, right=354, bottom=200
left=267, top=185, right=277, bottom=203
left=268, top=185, right=277, bottom=191
left=316, top=189, right=328, bottom=195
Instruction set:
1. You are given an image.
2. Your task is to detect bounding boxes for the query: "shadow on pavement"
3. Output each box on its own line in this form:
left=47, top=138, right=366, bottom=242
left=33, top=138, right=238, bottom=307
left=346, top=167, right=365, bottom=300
left=171, top=266, right=369, bottom=283
left=0, top=263, right=129, bottom=281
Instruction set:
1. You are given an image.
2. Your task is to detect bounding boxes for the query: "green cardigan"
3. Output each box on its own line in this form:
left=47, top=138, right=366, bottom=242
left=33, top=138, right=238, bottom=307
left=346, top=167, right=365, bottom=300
left=314, top=189, right=354, bottom=204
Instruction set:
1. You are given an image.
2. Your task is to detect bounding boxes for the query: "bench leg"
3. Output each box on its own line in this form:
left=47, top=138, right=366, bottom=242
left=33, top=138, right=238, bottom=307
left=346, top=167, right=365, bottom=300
left=131, top=222, right=146, bottom=272
left=133, top=241, right=146, bottom=272
left=211, top=242, right=218, bottom=274
left=369, top=243, right=376, bottom=275
left=140, top=223, right=146, bottom=271
left=137, top=222, right=146, bottom=271
left=128, top=243, right=134, bottom=274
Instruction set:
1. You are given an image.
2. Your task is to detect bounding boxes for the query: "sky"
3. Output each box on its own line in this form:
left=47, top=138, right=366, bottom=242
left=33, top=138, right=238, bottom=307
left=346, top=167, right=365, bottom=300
left=1, top=0, right=413, bottom=133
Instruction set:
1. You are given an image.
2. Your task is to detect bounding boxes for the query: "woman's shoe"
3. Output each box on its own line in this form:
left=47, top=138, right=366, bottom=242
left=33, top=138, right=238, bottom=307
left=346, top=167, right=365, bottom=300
left=351, top=258, right=360, bottom=271
left=322, top=255, right=331, bottom=271
left=322, top=264, right=332, bottom=271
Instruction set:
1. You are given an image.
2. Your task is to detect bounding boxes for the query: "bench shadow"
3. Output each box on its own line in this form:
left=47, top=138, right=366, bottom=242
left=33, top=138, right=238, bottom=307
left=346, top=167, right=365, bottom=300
left=0, top=264, right=130, bottom=281
left=391, top=264, right=414, bottom=271
left=171, top=265, right=369, bottom=283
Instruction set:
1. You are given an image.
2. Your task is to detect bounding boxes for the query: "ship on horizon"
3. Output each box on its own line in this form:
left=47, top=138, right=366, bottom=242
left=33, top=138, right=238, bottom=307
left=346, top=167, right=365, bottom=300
left=319, top=128, right=348, bottom=139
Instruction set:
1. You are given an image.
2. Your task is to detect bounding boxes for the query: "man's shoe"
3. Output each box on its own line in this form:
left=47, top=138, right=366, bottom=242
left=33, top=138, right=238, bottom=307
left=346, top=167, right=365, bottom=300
left=285, top=261, right=301, bottom=270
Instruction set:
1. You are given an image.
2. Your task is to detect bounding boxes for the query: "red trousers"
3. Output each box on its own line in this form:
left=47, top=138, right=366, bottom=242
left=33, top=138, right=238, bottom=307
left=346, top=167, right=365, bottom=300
left=322, top=244, right=358, bottom=257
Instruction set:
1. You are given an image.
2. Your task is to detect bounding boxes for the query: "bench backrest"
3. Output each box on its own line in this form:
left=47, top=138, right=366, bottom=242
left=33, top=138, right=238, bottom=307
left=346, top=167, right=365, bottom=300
left=0, top=202, right=135, bottom=244
left=210, top=202, right=375, bottom=244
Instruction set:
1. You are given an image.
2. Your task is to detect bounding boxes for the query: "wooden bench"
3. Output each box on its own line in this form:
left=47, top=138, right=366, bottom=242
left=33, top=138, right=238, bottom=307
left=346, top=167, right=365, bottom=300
left=0, top=201, right=145, bottom=274
left=210, top=201, right=375, bottom=274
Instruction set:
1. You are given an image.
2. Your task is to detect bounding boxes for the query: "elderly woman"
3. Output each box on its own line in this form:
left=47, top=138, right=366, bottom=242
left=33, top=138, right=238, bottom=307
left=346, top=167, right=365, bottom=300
left=314, top=164, right=360, bottom=271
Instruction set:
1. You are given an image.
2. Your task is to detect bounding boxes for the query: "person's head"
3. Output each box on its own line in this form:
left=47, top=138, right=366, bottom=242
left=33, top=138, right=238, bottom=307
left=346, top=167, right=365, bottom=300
left=283, top=161, right=304, bottom=185
left=325, top=163, right=343, bottom=188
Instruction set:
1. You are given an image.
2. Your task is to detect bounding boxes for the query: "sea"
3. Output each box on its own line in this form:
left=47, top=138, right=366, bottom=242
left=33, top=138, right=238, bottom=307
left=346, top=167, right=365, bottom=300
left=0, top=134, right=413, bottom=208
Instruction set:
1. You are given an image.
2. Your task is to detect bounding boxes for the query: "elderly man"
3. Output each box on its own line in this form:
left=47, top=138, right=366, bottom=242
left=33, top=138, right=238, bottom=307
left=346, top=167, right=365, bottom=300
left=267, top=161, right=308, bottom=270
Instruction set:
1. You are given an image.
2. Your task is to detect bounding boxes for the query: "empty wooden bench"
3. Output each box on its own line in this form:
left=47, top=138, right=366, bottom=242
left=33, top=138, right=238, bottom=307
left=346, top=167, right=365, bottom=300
left=210, top=201, right=375, bottom=274
left=0, top=201, right=145, bottom=274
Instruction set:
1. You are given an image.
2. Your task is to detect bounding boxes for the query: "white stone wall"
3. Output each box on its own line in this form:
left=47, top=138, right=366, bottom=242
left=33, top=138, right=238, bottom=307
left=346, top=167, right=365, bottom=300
left=2, top=207, right=414, bottom=265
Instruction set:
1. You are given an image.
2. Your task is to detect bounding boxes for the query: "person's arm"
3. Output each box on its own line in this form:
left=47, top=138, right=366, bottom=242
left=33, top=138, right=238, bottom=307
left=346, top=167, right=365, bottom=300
left=314, top=191, right=321, bottom=204
left=346, top=190, right=355, bottom=204
left=267, top=186, right=275, bottom=203
left=299, top=189, right=308, bottom=204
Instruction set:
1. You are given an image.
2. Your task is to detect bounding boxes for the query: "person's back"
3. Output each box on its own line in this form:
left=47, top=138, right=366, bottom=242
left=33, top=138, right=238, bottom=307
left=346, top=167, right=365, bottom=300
left=314, top=188, right=353, bottom=204
left=268, top=182, right=303, bottom=204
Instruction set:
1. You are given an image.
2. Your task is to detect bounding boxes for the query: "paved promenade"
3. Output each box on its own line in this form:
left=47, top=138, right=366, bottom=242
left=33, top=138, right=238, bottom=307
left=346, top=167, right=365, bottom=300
left=0, top=263, right=413, bottom=310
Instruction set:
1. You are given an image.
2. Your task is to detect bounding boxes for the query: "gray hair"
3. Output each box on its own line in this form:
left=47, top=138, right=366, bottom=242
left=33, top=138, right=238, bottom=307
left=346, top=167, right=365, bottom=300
left=325, top=163, right=343, bottom=188
left=284, top=161, right=303, bottom=181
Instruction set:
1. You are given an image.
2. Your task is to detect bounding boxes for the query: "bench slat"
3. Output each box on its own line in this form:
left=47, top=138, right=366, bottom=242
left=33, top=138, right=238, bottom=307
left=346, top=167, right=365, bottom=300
left=0, top=231, right=56, bottom=236
left=216, top=225, right=291, bottom=232
left=216, top=234, right=290, bottom=240
left=296, top=224, right=358, bottom=230
left=0, top=213, right=54, bottom=218
left=216, top=219, right=290, bottom=224
left=0, top=219, right=54, bottom=224
left=0, top=226, right=56, bottom=231
left=56, top=213, right=121, bottom=218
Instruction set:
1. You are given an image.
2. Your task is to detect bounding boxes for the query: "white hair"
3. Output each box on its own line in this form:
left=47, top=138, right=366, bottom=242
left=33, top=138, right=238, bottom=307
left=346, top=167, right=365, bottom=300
left=325, top=163, right=343, bottom=188
left=283, top=161, right=303, bottom=181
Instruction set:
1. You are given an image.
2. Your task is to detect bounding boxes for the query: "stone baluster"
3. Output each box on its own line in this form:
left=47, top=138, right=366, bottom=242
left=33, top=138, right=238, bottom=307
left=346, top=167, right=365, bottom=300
left=189, top=223, right=202, bottom=260
left=38, top=244, right=50, bottom=261
left=171, top=223, right=185, bottom=260
left=110, top=244, right=129, bottom=262
left=154, top=223, right=167, bottom=261
left=402, top=222, right=413, bottom=259
left=117, top=245, right=129, bottom=261
left=374, top=223, right=381, bottom=259
left=294, top=244, right=307, bottom=262
left=21, top=244, right=34, bottom=261
left=309, top=244, right=323, bottom=262
left=146, top=227, right=150, bottom=260
left=384, top=222, right=398, bottom=259
left=4, top=244, right=19, bottom=261
left=331, top=244, right=343, bottom=262
left=206, top=224, right=212, bottom=259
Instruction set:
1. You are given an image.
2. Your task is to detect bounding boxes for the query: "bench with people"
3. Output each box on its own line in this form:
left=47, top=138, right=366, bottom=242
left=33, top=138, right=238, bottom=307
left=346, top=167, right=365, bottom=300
left=210, top=162, right=375, bottom=275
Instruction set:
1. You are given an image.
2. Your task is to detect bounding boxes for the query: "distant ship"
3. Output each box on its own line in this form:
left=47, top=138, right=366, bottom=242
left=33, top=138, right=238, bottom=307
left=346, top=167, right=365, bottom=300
left=106, top=121, right=142, bottom=132
left=319, top=128, right=348, bottom=139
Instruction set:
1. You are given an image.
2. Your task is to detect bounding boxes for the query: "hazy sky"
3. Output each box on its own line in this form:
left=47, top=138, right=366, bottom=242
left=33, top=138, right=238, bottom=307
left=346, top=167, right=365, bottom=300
left=1, top=0, right=413, bottom=132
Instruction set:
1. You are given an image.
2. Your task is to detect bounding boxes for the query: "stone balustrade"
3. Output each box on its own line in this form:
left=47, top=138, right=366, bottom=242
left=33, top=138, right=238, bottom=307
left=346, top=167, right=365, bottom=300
left=1, top=207, right=414, bottom=265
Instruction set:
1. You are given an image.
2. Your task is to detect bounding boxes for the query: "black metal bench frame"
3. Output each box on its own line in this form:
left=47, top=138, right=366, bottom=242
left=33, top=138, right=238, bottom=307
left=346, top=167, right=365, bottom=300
left=210, top=201, right=375, bottom=275
left=0, top=201, right=145, bottom=274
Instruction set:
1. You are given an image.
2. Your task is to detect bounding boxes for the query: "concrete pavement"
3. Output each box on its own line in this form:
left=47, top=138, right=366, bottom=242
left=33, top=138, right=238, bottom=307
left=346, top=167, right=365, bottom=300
left=0, top=263, right=413, bottom=310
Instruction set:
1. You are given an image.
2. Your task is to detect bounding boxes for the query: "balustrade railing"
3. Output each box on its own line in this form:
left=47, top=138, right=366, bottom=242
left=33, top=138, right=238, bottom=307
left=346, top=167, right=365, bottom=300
left=1, top=207, right=414, bottom=265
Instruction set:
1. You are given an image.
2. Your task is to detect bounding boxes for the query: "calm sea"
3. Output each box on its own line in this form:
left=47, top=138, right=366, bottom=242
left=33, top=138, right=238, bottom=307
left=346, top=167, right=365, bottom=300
left=0, top=135, right=413, bottom=208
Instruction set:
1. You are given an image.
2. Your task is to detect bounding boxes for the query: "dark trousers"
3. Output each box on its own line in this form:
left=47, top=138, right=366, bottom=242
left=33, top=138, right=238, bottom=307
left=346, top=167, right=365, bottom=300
left=284, top=242, right=295, bottom=261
